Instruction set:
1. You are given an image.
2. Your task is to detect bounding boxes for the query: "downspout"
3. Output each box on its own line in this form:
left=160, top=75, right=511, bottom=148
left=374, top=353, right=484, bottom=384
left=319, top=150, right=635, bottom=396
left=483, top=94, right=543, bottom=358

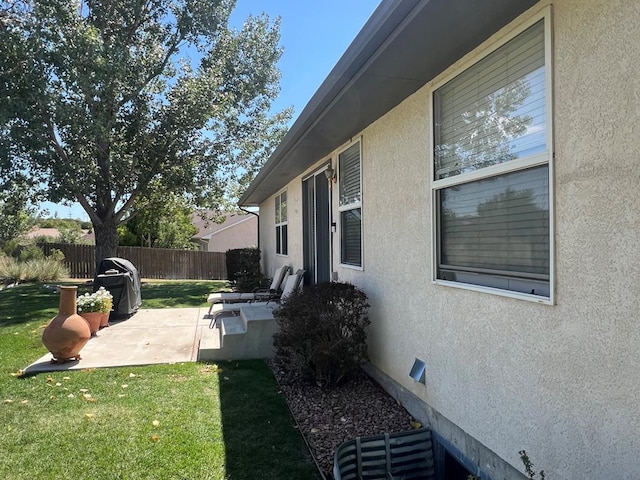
left=239, top=207, right=260, bottom=250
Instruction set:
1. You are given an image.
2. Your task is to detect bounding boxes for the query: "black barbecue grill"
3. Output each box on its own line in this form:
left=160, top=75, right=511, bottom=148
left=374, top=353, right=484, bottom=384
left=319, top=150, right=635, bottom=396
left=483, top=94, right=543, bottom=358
left=94, top=257, right=142, bottom=320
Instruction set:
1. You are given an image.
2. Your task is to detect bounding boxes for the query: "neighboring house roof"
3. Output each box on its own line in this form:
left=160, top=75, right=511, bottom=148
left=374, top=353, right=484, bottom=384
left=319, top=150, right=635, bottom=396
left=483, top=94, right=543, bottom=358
left=25, top=228, right=60, bottom=239
left=191, top=212, right=256, bottom=241
left=25, top=227, right=95, bottom=244
left=239, top=0, right=538, bottom=206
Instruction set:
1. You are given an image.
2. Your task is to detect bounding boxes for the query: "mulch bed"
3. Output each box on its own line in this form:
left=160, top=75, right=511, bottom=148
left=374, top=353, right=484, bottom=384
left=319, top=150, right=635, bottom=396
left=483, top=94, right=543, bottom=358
left=268, top=360, right=415, bottom=478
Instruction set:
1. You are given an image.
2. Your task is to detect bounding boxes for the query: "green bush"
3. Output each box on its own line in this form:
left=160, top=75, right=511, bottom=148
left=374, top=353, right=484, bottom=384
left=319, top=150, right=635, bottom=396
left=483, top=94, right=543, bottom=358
left=1, top=238, right=21, bottom=257
left=0, top=256, right=68, bottom=283
left=273, top=282, right=370, bottom=388
left=0, top=257, right=22, bottom=284
left=48, top=248, right=65, bottom=262
left=18, top=244, right=45, bottom=261
left=23, top=258, right=69, bottom=282
left=226, top=248, right=265, bottom=291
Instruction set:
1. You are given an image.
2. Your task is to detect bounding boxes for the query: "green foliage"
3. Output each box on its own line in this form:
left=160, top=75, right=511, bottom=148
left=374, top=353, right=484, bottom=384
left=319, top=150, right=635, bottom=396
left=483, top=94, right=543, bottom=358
left=37, top=218, right=84, bottom=230
left=1, top=0, right=291, bottom=262
left=57, top=224, right=84, bottom=244
left=0, top=256, right=69, bottom=284
left=0, top=179, right=32, bottom=251
left=0, top=257, right=22, bottom=284
left=48, top=249, right=65, bottom=262
left=117, top=224, right=138, bottom=246
left=273, top=282, right=371, bottom=388
left=30, top=235, right=57, bottom=244
left=1, top=238, right=22, bottom=257
left=24, top=258, right=69, bottom=282
left=18, top=244, right=44, bottom=261
left=225, top=248, right=264, bottom=291
left=119, top=190, right=198, bottom=250
left=519, top=450, right=546, bottom=480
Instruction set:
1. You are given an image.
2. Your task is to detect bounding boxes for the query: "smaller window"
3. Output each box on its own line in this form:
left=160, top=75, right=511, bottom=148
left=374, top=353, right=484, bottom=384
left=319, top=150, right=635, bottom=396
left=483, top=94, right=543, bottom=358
left=275, top=191, right=288, bottom=255
left=339, top=142, right=362, bottom=267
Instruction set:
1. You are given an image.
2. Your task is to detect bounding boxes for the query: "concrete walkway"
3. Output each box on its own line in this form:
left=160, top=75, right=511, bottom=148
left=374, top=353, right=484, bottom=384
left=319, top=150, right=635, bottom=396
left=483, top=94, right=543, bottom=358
left=24, top=307, right=214, bottom=374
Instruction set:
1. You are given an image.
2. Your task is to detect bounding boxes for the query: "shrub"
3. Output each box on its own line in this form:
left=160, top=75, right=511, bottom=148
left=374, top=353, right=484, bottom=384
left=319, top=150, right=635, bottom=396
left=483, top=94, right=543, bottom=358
left=1, top=238, right=21, bottom=257
left=0, top=256, right=23, bottom=284
left=0, top=256, right=68, bottom=283
left=18, top=244, right=45, bottom=261
left=22, top=258, right=69, bottom=282
left=48, top=248, right=65, bottom=262
left=273, top=282, right=370, bottom=388
left=226, top=248, right=265, bottom=291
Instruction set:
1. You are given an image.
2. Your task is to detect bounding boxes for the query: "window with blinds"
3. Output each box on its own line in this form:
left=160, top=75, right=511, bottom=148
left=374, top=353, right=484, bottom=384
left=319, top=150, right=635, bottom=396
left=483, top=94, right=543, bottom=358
left=339, top=142, right=362, bottom=267
left=275, top=190, right=288, bottom=255
left=432, top=18, right=552, bottom=299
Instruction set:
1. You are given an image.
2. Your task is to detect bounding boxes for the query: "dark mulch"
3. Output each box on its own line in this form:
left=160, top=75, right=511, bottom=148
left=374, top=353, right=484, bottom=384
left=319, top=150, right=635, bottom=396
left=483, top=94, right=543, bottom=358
left=268, top=360, right=415, bottom=478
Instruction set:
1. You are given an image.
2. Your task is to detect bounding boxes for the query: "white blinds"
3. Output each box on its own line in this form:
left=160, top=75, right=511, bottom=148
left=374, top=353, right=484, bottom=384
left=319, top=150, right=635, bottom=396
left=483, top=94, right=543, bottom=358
left=434, top=20, right=546, bottom=180
left=439, top=165, right=549, bottom=277
left=339, top=143, right=361, bottom=206
left=341, top=209, right=362, bottom=267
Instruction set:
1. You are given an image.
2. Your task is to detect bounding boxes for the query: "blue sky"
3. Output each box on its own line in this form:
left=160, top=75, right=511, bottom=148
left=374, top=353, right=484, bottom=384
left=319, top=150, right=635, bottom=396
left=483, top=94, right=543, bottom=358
left=42, top=0, right=381, bottom=220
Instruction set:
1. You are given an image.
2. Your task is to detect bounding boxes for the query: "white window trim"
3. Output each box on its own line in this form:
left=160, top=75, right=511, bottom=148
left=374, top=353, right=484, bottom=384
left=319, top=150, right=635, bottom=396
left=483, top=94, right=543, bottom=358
left=338, top=138, right=364, bottom=270
left=429, top=6, right=555, bottom=305
left=275, top=189, right=288, bottom=257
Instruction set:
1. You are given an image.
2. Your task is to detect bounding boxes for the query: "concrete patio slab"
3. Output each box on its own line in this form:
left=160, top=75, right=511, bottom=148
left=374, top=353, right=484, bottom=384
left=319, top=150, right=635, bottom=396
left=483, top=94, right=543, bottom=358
left=24, top=307, right=205, bottom=374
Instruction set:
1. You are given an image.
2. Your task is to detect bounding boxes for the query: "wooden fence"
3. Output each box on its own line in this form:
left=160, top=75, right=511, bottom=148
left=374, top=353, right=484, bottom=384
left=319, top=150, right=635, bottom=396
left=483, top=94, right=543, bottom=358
left=39, top=243, right=227, bottom=280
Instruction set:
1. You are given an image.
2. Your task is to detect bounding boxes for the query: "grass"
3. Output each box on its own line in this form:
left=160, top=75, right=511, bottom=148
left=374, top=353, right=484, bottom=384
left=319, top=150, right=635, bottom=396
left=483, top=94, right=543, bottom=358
left=0, top=281, right=319, bottom=480
left=139, top=279, right=228, bottom=309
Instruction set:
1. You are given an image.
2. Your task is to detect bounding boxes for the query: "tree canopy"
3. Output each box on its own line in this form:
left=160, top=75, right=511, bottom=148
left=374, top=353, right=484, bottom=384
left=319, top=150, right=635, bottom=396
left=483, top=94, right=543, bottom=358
left=117, top=189, right=198, bottom=250
left=0, top=0, right=290, bottom=262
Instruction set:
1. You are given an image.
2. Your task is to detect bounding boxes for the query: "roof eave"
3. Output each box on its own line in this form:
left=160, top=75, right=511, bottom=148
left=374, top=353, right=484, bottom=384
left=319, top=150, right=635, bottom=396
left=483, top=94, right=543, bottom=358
left=239, top=0, right=538, bottom=206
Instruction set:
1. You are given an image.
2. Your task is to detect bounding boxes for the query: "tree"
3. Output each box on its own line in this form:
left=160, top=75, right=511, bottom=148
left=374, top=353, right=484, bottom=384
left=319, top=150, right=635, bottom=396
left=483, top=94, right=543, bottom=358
left=118, top=189, right=198, bottom=250
left=0, top=0, right=291, bottom=265
left=0, top=178, right=32, bottom=252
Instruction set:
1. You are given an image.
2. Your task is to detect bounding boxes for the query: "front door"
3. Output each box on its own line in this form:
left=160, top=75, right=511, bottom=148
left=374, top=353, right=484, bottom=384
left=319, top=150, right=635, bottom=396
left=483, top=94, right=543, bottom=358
left=302, top=171, right=331, bottom=285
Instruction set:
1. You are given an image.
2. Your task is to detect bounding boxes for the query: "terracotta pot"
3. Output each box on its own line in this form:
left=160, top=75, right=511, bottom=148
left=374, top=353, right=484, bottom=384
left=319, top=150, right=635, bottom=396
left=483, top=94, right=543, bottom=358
left=81, top=312, right=102, bottom=336
left=42, top=286, right=91, bottom=363
left=99, top=312, right=110, bottom=329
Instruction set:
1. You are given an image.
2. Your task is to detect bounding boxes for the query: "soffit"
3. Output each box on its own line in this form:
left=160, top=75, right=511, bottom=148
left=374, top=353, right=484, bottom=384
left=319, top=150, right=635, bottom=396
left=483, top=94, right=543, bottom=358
left=239, top=0, right=539, bottom=206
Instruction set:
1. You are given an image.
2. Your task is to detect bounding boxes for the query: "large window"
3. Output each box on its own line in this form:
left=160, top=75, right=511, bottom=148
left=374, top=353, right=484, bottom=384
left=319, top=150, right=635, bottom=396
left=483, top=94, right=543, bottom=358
left=339, top=141, right=362, bottom=267
left=275, top=190, right=288, bottom=255
left=432, top=18, right=552, bottom=300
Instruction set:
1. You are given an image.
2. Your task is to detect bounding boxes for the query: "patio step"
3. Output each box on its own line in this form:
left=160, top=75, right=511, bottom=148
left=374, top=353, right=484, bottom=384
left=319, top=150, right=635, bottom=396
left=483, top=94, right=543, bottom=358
left=198, top=305, right=278, bottom=361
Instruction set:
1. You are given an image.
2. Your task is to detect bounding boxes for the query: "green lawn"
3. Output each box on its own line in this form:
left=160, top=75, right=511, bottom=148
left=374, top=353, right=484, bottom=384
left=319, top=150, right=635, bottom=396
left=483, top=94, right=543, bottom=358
left=0, top=282, right=319, bottom=480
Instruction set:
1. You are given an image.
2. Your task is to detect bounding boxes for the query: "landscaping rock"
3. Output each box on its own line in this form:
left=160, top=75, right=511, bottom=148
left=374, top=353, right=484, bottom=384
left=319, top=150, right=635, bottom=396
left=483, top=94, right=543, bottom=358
left=268, top=360, right=414, bottom=477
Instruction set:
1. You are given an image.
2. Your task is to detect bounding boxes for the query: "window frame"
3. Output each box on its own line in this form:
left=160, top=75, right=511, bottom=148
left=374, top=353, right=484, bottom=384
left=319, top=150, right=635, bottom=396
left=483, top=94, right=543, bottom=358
left=338, top=139, right=364, bottom=269
left=430, top=8, right=555, bottom=305
left=275, top=189, right=288, bottom=256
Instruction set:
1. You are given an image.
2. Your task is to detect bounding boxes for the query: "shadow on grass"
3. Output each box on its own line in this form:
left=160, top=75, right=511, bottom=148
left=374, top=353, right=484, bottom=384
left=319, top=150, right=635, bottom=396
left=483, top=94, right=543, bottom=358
left=140, top=281, right=227, bottom=308
left=0, top=283, right=67, bottom=327
left=218, top=360, right=321, bottom=480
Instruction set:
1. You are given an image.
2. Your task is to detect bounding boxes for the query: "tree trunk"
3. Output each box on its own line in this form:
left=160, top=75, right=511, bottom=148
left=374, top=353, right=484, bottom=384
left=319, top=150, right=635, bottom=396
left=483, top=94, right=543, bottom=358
left=93, top=216, right=119, bottom=273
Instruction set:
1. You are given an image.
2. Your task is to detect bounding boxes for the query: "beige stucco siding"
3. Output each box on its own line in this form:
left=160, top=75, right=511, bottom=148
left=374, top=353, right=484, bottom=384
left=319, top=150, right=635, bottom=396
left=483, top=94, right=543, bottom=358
left=259, top=179, right=305, bottom=280
left=203, top=216, right=258, bottom=252
left=258, top=1, right=640, bottom=478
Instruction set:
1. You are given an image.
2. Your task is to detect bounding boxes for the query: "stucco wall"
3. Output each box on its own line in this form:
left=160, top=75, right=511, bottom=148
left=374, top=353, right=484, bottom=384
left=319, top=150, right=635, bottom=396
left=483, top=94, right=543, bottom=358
left=205, top=216, right=258, bottom=252
left=258, top=179, right=305, bottom=280
left=258, top=1, right=640, bottom=478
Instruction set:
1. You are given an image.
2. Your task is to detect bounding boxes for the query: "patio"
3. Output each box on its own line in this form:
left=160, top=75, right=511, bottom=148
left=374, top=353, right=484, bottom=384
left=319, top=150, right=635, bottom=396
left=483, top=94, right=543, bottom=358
left=24, top=305, right=277, bottom=374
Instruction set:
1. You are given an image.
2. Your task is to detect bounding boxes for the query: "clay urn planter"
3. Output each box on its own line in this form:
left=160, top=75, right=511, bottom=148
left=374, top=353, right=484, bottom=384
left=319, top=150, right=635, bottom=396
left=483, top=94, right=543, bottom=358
left=42, top=286, right=91, bottom=363
left=77, top=287, right=113, bottom=331
left=99, top=312, right=109, bottom=329
left=81, top=312, right=102, bottom=336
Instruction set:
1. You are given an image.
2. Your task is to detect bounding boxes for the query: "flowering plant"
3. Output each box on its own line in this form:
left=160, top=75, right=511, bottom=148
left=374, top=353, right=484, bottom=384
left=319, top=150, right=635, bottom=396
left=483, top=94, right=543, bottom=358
left=77, top=287, right=113, bottom=314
